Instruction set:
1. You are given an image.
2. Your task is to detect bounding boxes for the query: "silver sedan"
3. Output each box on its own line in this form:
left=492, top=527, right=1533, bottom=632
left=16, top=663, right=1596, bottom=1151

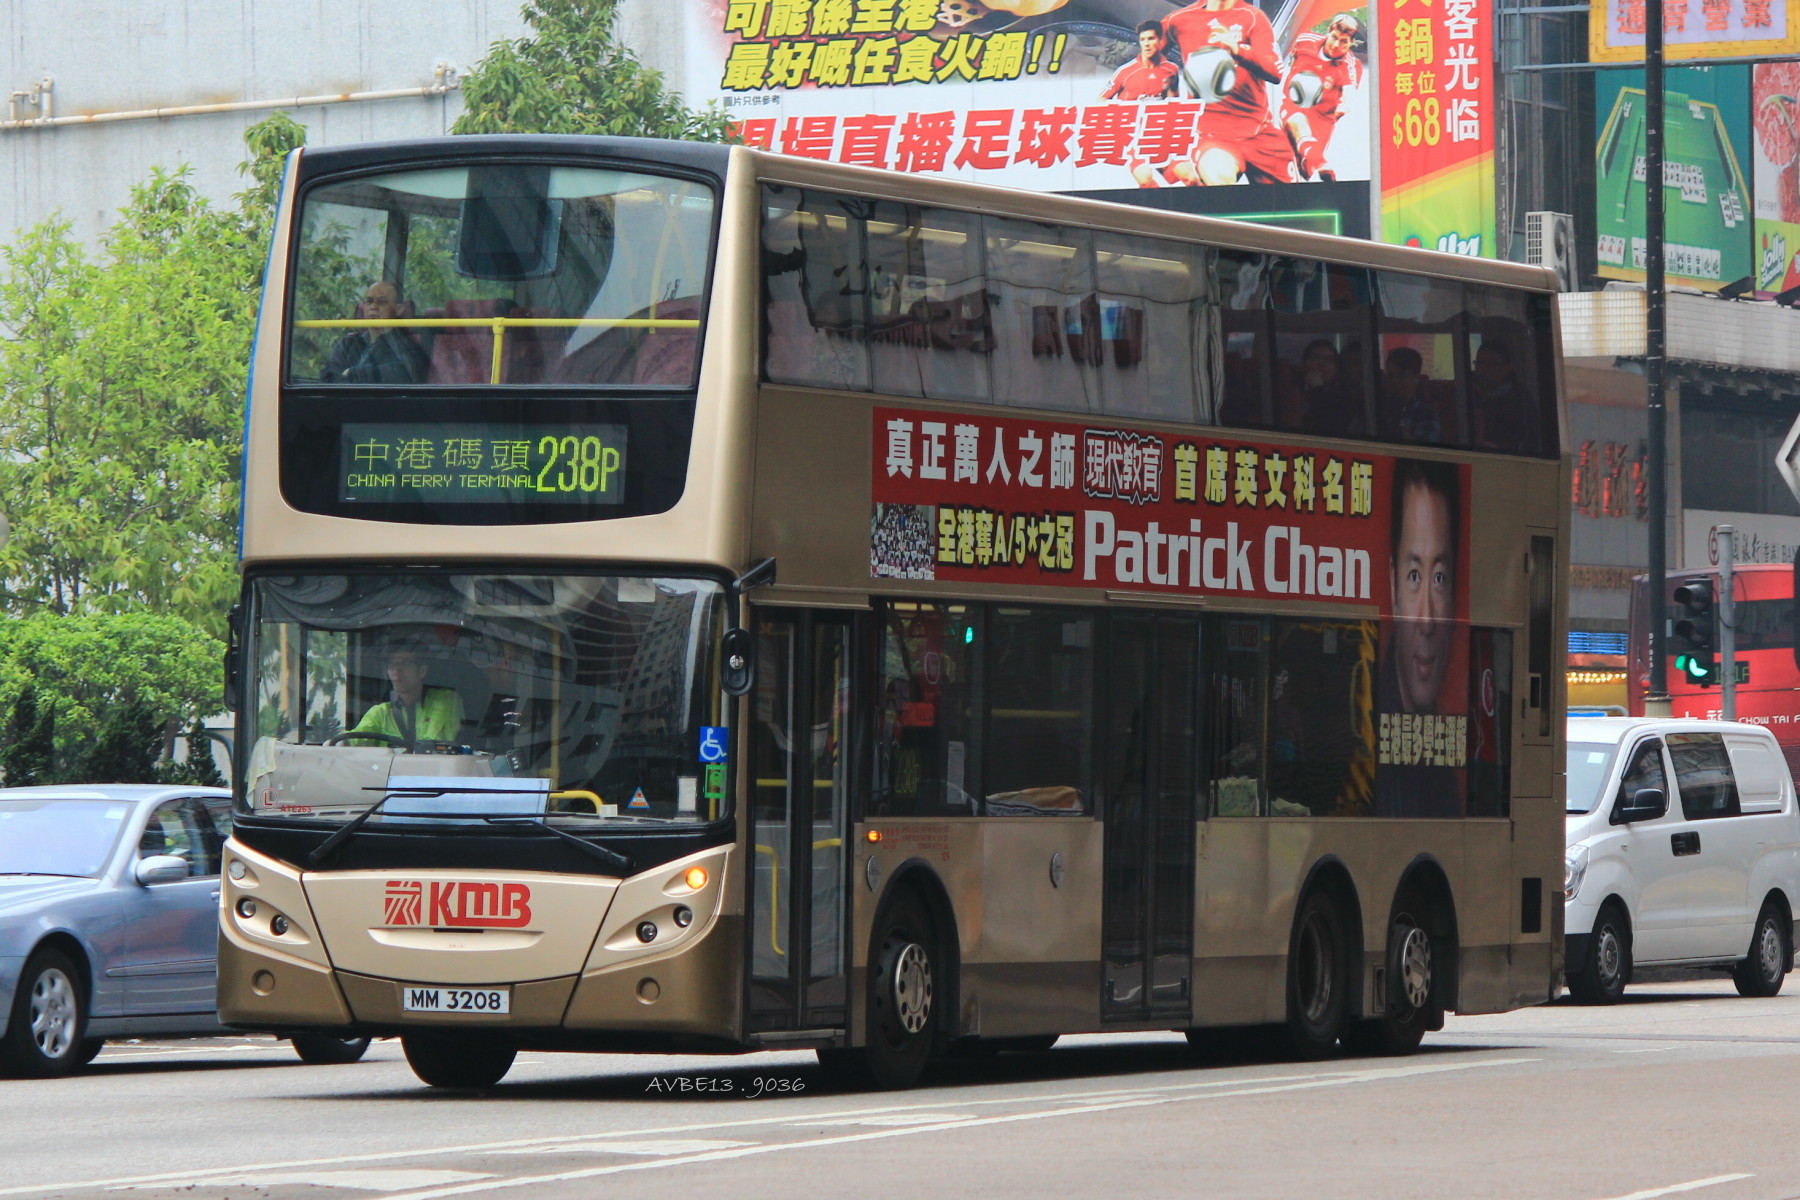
left=0, top=784, right=369, bottom=1076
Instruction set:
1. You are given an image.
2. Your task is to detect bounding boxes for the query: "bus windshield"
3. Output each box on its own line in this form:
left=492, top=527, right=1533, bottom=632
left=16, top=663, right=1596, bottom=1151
left=241, top=572, right=726, bottom=827
left=288, top=165, right=714, bottom=387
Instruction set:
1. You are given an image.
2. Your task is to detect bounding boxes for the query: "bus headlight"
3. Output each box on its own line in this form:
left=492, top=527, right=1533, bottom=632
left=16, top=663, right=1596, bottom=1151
left=1564, top=845, right=1589, bottom=901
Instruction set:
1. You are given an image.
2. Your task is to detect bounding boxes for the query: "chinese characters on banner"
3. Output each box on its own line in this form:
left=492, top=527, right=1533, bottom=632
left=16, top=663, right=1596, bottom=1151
left=1591, top=0, right=1800, bottom=62
left=687, top=0, right=1373, bottom=192
left=869, top=405, right=1475, bottom=815
left=1378, top=0, right=1497, bottom=257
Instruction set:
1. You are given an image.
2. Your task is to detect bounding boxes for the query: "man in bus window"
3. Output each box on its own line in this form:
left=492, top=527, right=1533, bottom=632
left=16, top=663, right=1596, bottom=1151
left=1381, top=347, right=1441, bottom=443
left=321, top=281, right=429, bottom=384
left=1470, top=339, right=1533, bottom=453
left=1376, top=458, right=1466, bottom=817
left=349, top=641, right=466, bottom=748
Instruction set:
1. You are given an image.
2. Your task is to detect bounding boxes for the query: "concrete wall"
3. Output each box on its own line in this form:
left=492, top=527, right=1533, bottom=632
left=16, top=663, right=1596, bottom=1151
left=0, top=1, right=531, bottom=246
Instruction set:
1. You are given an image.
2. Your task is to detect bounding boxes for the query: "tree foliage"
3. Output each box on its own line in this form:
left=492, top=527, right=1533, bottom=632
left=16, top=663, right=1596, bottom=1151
left=0, top=612, right=222, bottom=783
left=0, top=116, right=301, bottom=639
left=454, top=0, right=736, bottom=141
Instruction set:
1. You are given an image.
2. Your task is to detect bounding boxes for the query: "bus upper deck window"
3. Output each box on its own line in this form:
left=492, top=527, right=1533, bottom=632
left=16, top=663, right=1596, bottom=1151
left=457, top=164, right=560, bottom=281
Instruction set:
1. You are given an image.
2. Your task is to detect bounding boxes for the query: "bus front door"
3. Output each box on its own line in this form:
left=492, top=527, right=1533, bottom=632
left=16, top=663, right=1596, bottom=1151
left=746, top=611, right=853, bottom=1035
left=1102, top=613, right=1198, bottom=1020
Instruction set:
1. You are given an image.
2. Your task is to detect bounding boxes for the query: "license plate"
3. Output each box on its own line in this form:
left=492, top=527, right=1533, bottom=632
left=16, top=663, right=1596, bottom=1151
left=401, top=985, right=511, bottom=1014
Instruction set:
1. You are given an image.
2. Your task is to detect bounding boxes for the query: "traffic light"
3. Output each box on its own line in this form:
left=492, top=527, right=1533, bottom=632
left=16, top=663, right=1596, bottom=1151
left=1670, top=576, right=1717, bottom=685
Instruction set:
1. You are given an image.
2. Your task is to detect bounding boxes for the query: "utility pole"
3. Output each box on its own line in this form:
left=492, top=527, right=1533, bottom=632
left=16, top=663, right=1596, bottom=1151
left=1719, top=525, right=1736, bottom=721
left=1644, top=0, right=1671, bottom=717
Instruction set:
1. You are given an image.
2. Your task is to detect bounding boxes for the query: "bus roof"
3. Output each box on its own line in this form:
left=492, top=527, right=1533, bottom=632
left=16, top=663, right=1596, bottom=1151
left=288, top=135, right=1558, bottom=296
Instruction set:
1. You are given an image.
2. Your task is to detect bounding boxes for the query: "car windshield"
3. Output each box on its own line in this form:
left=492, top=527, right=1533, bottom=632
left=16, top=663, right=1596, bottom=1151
left=241, top=572, right=727, bottom=829
left=0, top=799, right=132, bottom=877
left=1566, top=741, right=1617, bottom=813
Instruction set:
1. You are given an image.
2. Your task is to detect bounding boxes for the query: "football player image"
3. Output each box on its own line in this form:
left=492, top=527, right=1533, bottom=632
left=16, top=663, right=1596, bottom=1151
left=1102, top=20, right=1179, bottom=100
left=1281, top=12, right=1364, bottom=181
left=1162, top=0, right=1295, bottom=185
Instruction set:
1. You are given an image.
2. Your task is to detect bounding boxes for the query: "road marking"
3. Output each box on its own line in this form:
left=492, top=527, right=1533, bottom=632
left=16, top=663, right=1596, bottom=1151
left=373, top=1058, right=1536, bottom=1200
left=796, top=1113, right=976, bottom=1127
left=1610, top=1047, right=1677, bottom=1054
left=495, top=1140, right=753, bottom=1157
left=1, top=1056, right=1535, bottom=1199
left=113, top=1169, right=493, bottom=1193
left=1593, top=1174, right=1753, bottom=1200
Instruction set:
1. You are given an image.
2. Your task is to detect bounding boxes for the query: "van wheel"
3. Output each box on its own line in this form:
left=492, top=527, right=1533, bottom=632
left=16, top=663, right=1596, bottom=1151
left=1571, top=904, right=1631, bottom=1004
left=1343, top=912, right=1434, bottom=1056
left=0, top=950, right=87, bottom=1078
left=818, top=889, right=937, bottom=1090
left=1732, top=903, right=1789, bottom=998
left=401, top=1034, right=514, bottom=1088
left=1282, top=891, right=1349, bottom=1059
left=291, top=1033, right=373, bottom=1064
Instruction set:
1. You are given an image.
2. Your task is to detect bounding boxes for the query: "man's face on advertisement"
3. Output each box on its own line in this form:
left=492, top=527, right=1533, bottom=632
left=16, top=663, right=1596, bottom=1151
left=1390, top=479, right=1455, bottom=713
left=1139, top=28, right=1164, bottom=58
left=1324, top=22, right=1355, bottom=58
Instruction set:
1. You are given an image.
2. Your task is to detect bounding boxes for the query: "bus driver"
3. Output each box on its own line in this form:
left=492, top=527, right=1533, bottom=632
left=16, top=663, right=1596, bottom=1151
left=349, top=641, right=466, bottom=748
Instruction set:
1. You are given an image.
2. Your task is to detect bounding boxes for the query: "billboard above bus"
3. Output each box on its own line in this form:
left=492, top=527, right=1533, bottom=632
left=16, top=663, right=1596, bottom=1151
left=686, top=0, right=1376, bottom=196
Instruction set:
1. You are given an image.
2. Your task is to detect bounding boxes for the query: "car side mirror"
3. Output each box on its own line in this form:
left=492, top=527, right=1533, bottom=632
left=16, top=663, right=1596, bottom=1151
left=135, top=855, right=189, bottom=886
left=1618, top=787, right=1668, bottom=823
left=721, top=627, right=754, bottom=697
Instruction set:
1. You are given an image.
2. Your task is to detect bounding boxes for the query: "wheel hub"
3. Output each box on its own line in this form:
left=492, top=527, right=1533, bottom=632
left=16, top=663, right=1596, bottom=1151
left=1396, top=924, right=1433, bottom=1011
left=1296, top=913, right=1335, bottom=1024
left=1595, top=927, right=1622, bottom=984
left=30, top=967, right=76, bottom=1059
left=1758, top=920, right=1783, bottom=978
left=890, top=942, right=933, bottom=1035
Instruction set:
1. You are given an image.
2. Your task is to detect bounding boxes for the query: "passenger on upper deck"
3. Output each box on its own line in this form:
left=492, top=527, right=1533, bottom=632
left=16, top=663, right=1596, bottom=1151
left=349, top=640, right=466, bottom=748
left=1470, top=339, right=1533, bottom=453
left=321, top=281, right=430, bottom=384
left=1381, top=347, right=1441, bottom=443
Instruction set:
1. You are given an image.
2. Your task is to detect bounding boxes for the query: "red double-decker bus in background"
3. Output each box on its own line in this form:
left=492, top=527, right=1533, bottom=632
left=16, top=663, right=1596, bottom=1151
left=1629, top=563, right=1800, bottom=773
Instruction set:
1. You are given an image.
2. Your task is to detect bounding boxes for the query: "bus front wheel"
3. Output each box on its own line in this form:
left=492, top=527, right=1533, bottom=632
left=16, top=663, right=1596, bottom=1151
left=818, top=889, right=937, bottom=1090
left=401, top=1033, right=514, bottom=1089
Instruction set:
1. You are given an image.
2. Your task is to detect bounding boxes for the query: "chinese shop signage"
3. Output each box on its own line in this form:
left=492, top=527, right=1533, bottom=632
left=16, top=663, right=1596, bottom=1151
left=1378, top=0, right=1497, bottom=258
left=340, top=423, right=627, bottom=505
left=1591, top=0, right=1800, bottom=63
left=868, top=406, right=1469, bottom=619
left=687, top=0, right=1375, bottom=192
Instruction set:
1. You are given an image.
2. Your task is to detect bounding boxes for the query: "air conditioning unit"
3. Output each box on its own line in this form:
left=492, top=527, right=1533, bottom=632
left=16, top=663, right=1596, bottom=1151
left=1525, top=211, right=1576, bottom=291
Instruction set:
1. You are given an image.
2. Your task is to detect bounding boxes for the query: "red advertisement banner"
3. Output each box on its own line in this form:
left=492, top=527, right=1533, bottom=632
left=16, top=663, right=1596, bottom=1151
left=1377, top=0, right=1497, bottom=256
left=868, top=406, right=1468, bottom=621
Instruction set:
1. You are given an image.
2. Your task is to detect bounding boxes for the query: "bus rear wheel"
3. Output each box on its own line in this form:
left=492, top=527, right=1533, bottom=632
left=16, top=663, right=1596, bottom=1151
left=1282, top=891, right=1349, bottom=1060
left=1343, top=911, right=1435, bottom=1056
left=401, top=1033, right=514, bottom=1089
left=818, top=889, right=937, bottom=1090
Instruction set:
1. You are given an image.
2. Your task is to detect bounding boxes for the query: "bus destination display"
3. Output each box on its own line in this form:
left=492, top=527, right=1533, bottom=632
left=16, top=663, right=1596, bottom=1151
left=341, top=423, right=627, bottom=505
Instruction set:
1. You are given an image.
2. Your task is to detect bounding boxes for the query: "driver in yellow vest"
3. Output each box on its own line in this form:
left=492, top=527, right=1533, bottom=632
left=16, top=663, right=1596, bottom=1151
left=349, top=645, right=465, bottom=747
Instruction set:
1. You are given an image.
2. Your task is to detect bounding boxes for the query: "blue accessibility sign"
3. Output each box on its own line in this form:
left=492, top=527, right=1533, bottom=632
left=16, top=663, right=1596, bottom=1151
left=699, top=726, right=729, bottom=764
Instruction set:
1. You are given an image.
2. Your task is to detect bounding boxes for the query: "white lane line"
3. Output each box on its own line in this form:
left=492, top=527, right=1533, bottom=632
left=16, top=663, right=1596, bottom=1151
left=1610, top=1047, right=1678, bottom=1054
left=113, top=1169, right=493, bottom=1193
left=0, top=1056, right=1535, bottom=1198
left=494, top=1140, right=753, bottom=1157
left=796, top=1113, right=976, bottom=1127
left=1593, top=1174, right=1754, bottom=1200
left=376, top=1057, right=1535, bottom=1200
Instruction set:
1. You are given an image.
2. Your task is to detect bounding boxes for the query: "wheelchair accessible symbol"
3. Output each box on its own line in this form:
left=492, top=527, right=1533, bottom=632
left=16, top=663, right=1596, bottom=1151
left=699, top=726, right=728, bottom=764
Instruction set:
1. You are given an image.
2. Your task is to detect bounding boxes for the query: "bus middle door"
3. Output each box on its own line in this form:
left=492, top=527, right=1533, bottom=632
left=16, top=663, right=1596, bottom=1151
left=746, top=610, right=854, bottom=1035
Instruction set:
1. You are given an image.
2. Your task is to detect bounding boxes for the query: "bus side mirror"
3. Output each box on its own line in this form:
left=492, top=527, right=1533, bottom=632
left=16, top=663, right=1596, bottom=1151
left=224, top=604, right=243, bottom=713
left=721, top=627, right=754, bottom=697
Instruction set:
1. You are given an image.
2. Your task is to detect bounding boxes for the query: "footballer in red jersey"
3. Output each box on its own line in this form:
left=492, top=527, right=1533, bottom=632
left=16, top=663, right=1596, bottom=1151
left=1103, top=20, right=1179, bottom=100
left=1162, top=0, right=1294, bottom=185
left=1281, top=13, right=1364, bottom=180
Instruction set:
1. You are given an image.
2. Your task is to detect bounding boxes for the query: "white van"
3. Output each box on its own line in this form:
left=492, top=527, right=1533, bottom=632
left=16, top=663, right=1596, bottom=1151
left=1564, top=717, right=1800, bottom=1003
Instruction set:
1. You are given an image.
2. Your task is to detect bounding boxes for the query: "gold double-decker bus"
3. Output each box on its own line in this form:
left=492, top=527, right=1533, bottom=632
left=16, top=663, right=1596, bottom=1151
left=219, top=134, right=1568, bottom=1090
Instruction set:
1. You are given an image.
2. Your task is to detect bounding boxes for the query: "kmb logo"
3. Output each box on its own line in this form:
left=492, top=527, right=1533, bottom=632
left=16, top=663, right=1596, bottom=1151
left=383, top=880, right=533, bottom=929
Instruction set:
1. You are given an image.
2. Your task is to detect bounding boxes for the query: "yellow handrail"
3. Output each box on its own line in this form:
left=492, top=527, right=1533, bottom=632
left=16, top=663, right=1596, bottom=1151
left=294, top=316, right=702, bottom=384
left=754, top=835, right=848, bottom=959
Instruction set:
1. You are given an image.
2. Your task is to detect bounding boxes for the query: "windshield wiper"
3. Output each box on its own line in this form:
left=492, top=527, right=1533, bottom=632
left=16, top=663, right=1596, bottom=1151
left=308, top=786, right=633, bottom=873
left=0, top=871, right=80, bottom=877
left=482, top=816, right=631, bottom=873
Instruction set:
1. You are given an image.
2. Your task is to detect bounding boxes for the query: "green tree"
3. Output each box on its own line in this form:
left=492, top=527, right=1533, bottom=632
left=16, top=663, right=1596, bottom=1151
left=0, top=685, right=54, bottom=787
left=0, top=117, right=299, bottom=639
left=0, top=612, right=223, bottom=782
left=454, top=0, right=735, bottom=140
